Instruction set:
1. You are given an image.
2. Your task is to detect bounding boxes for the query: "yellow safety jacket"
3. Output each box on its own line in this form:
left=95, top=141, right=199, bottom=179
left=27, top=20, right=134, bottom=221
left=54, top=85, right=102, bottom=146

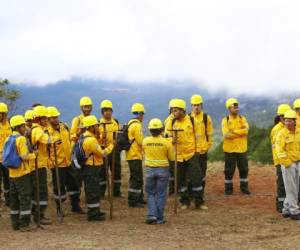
left=31, top=123, right=51, bottom=170
left=165, top=115, right=200, bottom=162
left=270, top=122, right=284, bottom=166
left=142, top=136, right=174, bottom=167
left=0, top=120, right=12, bottom=163
left=275, top=127, right=300, bottom=167
left=125, top=119, right=144, bottom=161
left=297, top=115, right=300, bottom=131
left=70, top=114, right=85, bottom=143
left=8, top=131, right=36, bottom=178
left=190, top=111, right=214, bottom=154
left=48, top=123, right=71, bottom=168
left=99, top=117, right=120, bottom=146
left=164, top=114, right=174, bottom=137
left=82, top=131, right=113, bottom=166
left=222, top=114, right=249, bottom=153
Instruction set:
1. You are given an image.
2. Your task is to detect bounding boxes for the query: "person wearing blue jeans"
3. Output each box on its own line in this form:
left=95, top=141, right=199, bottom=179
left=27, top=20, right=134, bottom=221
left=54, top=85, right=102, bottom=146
left=143, top=118, right=174, bottom=224
left=145, top=167, right=170, bottom=224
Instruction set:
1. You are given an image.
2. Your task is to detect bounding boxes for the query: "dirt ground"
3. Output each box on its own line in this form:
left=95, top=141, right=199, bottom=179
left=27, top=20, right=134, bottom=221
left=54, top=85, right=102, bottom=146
left=0, top=162, right=300, bottom=250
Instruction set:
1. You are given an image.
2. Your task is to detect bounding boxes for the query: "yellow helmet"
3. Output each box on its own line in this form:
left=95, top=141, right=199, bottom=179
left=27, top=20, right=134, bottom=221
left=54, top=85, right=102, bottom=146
left=24, top=110, right=34, bottom=121
left=277, top=104, right=291, bottom=115
left=100, top=100, right=113, bottom=109
left=170, top=99, right=186, bottom=110
left=284, top=110, right=297, bottom=119
left=168, top=99, right=178, bottom=109
left=0, top=102, right=8, bottom=113
left=83, top=115, right=99, bottom=128
left=293, top=99, right=300, bottom=109
left=190, top=95, right=203, bottom=105
left=148, top=118, right=163, bottom=129
left=33, top=105, right=48, bottom=117
left=47, top=106, right=61, bottom=118
left=80, top=96, right=93, bottom=106
left=226, top=98, right=239, bottom=109
left=131, top=103, right=145, bottom=113
left=10, top=115, right=26, bottom=127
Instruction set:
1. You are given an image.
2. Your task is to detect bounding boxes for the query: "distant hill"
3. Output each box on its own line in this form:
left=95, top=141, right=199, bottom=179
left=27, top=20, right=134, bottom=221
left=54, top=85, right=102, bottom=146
left=12, top=78, right=298, bottom=131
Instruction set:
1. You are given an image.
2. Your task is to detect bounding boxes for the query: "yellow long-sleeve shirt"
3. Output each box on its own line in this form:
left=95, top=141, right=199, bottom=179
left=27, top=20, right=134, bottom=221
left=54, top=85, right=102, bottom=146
left=48, top=123, right=71, bottom=168
left=82, top=131, right=113, bottom=166
left=99, top=117, right=120, bottom=146
left=222, top=114, right=249, bottom=153
left=125, top=119, right=144, bottom=161
left=70, top=114, right=85, bottom=143
left=190, top=111, right=214, bottom=154
left=31, top=123, right=51, bottom=170
left=275, top=127, right=300, bottom=167
left=165, top=115, right=200, bottom=162
left=8, top=132, right=36, bottom=178
left=270, top=122, right=284, bottom=166
left=142, top=136, right=174, bottom=167
left=0, top=120, right=12, bottom=163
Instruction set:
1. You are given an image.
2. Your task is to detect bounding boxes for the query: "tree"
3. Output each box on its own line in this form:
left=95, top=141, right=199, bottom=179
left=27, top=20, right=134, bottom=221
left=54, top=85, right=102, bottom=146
left=0, top=78, right=21, bottom=114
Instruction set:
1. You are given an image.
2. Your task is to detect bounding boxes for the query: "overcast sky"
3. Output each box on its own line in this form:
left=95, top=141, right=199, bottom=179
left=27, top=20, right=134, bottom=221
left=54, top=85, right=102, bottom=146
left=0, top=0, right=300, bottom=95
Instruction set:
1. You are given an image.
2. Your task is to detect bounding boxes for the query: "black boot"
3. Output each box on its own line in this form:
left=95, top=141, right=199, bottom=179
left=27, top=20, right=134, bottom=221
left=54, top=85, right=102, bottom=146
left=71, top=199, right=85, bottom=214
left=240, top=182, right=251, bottom=195
left=225, top=183, right=233, bottom=195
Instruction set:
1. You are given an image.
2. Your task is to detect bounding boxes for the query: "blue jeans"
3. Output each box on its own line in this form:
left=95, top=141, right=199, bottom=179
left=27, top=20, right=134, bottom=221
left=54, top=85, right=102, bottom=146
left=145, top=167, right=169, bottom=223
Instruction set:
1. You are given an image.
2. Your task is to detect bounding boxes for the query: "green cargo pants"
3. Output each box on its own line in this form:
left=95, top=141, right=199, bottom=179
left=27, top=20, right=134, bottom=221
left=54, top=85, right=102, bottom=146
left=0, top=164, right=10, bottom=206
left=31, top=168, right=48, bottom=222
left=83, top=166, right=102, bottom=220
left=127, top=160, right=144, bottom=206
left=10, top=174, right=32, bottom=230
left=224, top=152, right=249, bottom=193
left=99, top=151, right=122, bottom=197
left=51, top=166, right=81, bottom=207
left=275, top=165, right=286, bottom=213
left=178, top=153, right=203, bottom=206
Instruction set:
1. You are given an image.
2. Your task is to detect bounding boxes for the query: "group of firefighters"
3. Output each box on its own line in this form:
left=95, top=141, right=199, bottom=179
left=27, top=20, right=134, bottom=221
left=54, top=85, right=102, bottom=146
left=0, top=94, right=300, bottom=231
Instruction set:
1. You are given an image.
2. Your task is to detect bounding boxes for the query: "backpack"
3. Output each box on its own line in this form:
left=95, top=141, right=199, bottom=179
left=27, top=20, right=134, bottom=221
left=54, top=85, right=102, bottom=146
left=117, top=120, right=139, bottom=151
left=71, top=135, right=91, bottom=170
left=2, top=135, right=22, bottom=169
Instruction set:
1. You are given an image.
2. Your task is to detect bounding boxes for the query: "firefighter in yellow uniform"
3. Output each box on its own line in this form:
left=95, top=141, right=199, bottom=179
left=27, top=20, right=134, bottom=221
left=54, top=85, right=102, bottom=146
left=5, top=115, right=36, bottom=231
left=165, top=99, right=203, bottom=209
left=294, top=99, right=300, bottom=130
left=70, top=96, right=93, bottom=146
left=0, top=102, right=12, bottom=206
left=190, top=95, right=213, bottom=209
left=47, top=106, right=82, bottom=215
left=164, top=99, right=177, bottom=194
left=143, top=118, right=174, bottom=224
left=81, top=115, right=113, bottom=221
left=31, top=105, right=53, bottom=225
left=24, top=110, right=34, bottom=130
left=222, top=98, right=250, bottom=195
left=98, top=100, right=122, bottom=197
left=270, top=104, right=291, bottom=212
left=275, top=110, right=300, bottom=220
left=126, top=103, right=145, bottom=207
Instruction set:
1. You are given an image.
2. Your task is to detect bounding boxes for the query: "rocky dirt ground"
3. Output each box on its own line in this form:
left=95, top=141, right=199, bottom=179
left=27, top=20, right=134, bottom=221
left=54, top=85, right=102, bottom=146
left=0, top=162, right=299, bottom=250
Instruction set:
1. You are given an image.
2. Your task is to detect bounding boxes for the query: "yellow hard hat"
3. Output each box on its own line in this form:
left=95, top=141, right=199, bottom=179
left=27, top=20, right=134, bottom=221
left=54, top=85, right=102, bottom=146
left=100, top=100, right=113, bottom=109
left=293, top=99, right=300, bottom=109
left=33, top=105, right=48, bottom=118
left=80, top=96, right=93, bottom=106
left=284, top=110, right=297, bottom=119
left=47, top=106, right=61, bottom=118
left=24, top=110, right=34, bottom=121
left=226, top=98, right=239, bottom=109
left=277, top=104, right=291, bottom=115
left=10, top=115, right=26, bottom=127
left=190, top=95, right=203, bottom=105
left=148, top=118, right=163, bottom=129
left=131, top=103, right=145, bottom=113
left=0, top=102, right=8, bottom=113
left=170, top=99, right=186, bottom=110
left=168, top=99, right=178, bottom=109
left=83, top=115, right=99, bottom=128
